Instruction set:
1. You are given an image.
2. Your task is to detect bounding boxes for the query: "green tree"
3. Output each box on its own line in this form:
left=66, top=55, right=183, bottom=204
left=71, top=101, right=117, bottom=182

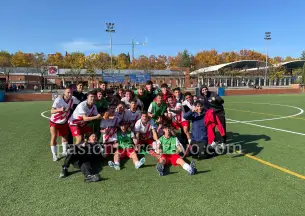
left=0, top=51, right=12, bottom=83
left=301, top=51, right=305, bottom=60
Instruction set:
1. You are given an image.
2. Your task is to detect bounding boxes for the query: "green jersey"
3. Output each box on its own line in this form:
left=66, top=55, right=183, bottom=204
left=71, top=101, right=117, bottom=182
left=159, top=136, right=179, bottom=154
left=117, top=131, right=134, bottom=149
left=148, top=101, right=167, bottom=121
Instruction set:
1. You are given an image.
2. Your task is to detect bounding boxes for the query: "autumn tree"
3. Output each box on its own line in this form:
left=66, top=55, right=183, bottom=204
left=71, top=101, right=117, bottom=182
left=194, top=49, right=221, bottom=69
left=47, top=52, right=64, bottom=68
left=116, top=53, right=130, bottom=69
left=0, top=51, right=12, bottom=83
left=64, top=52, right=86, bottom=83
left=154, top=55, right=167, bottom=70
left=32, top=53, right=48, bottom=89
left=129, top=55, right=151, bottom=69
left=11, top=51, right=34, bottom=69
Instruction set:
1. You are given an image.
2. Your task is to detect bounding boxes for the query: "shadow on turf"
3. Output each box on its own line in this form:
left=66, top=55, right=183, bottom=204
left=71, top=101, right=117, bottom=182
left=225, top=132, right=270, bottom=157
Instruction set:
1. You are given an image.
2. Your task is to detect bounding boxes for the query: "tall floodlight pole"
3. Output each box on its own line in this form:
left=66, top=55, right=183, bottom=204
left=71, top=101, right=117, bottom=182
left=264, top=32, right=271, bottom=86
left=106, top=23, right=115, bottom=72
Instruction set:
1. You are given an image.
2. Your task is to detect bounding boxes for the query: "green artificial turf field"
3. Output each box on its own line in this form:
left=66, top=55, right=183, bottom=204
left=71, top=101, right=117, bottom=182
left=1, top=94, right=305, bottom=216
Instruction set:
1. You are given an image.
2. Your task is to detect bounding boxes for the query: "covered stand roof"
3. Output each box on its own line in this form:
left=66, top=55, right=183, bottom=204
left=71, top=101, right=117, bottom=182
left=191, top=60, right=305, bottom=76
left=190, top=60, right=267, bottom=76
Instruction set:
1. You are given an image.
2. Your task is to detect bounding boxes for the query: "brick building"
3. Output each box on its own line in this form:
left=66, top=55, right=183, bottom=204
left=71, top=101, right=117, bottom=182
left=0, top=67, right=196, bottom=90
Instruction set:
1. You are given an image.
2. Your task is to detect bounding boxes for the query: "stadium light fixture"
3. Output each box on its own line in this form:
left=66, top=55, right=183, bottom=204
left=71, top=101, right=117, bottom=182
left=106, top=23, right=115, bottom=72
left=264, top=32, right=271, bottom=86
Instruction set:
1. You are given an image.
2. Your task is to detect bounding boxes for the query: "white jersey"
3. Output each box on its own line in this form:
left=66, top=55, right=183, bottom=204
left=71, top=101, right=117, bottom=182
left=134, top=119, right=157, bottom=140
left=121, top=97, right=143, bottom=110
left=50, top=96, right=80, bottom=124
left=168, top=102, right=185, bottom=123
left=182, top=100, right=194, bottom=113
left=68, top=101, right=99, bottom=127
left=123, top=109, right=141, bottom=128
left=100, top=116, right=119, bottom=143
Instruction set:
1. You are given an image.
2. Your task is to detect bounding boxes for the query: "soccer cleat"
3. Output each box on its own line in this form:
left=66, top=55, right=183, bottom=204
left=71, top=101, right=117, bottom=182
left=108, top=161, right=120, bottom=170
left=59, top=167, right=68, bottom=178
left=135, top=157, right=146, bottom=169
left=85, top=174, right=101, bottom=183
left=61, top=152, right=68, bottom=157
left=210, top=141, right=217, bottom=149
left=190, top=160, right=197, bottom=175
left=156, top=163, right=164, bottom=176
left=108, top=161, right=114, bottom=168
left=52, top=154, right=58, bottom=162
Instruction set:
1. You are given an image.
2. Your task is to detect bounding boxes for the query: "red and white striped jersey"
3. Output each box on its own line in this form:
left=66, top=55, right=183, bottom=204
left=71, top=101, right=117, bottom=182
left=134, top=119, right=157, bottom=140
left=168, top=102, right=185, bottom=123
left=123, top=109, right=141, bottom=128
left=50, top=96, right=80, bottom=124
left=68, top=101, right=99, bottom=127
left=100, top=116, right=119, bottom=143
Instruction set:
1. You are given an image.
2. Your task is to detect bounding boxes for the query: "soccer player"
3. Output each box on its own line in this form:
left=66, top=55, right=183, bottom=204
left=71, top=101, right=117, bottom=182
left=134, top=112, right=158, bottom=156
left=100, top=103, right=119, bottom=157
left=121, top=90, right=143, bottom=110
left=108, top=122, right=146, bottom=170
left=99, top=81, right=108, bottom=97
left=123, top=100, right=142, bottom=131
left=155, top=124, right=197, bottom=176
left=173, top=87, right=184, bottom=103
left=68, top=91, right=102, bottom=145
left=199, top=85, right=226, bottom=145
left=160, top=83, right=174, bottom=103
left=67, top=82, right=87, bottom=144
left=145, top=80, right=160, bottom=105
left=49, top=87, right=80, bottom=161
left=116, top=101, right=126, bottom=124
left=183, top=101, right=211, bottom=159
left=91, top=89, right=108, bottom=141
left=182, top=92, right=194, bottom=113
left=166, top=96, right=191, bottom=147
left=134, top=86, right=150, bottom=110
left=59, top=133, right=103, bottom=183
left=148, top=94, right=167, bottom=123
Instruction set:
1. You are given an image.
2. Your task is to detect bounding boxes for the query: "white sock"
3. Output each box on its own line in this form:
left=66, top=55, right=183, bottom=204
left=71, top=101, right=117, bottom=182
left=115, top=162, right=120, bottom=166
left=135, top=161, right=140, bottom=167
left=51, top=146, right=57, bottom=156
left=62, top=142, right=68, bottom=153
left=183, top=163, right=192, bottom=172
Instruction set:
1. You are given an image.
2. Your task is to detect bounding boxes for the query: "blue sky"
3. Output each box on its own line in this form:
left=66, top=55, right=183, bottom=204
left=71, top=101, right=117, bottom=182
left=1, top=0, right=304, bottom=58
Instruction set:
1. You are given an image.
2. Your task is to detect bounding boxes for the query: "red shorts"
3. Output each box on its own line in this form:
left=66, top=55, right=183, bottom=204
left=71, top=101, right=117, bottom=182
left=117, top=148, right=135, bottom=158
left=171, top=121, right=189, bottom=130
left=69, top=125, right=93, bottom=137
left=103, top=142, right=115, bottom=156
left=159, top=154, right=180, bottom=166
left=50, top=121, right=69, bottom=137
left=139, top=138, right=154, bottom=146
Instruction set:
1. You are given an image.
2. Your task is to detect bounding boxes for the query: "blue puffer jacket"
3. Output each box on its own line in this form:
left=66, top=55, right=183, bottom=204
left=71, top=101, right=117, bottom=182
left=183, top=110, right=208, bottom=142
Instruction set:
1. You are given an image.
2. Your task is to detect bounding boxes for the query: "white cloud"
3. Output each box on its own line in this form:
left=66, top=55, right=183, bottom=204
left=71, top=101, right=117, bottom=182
left=60, top=39, right=109, bottom=52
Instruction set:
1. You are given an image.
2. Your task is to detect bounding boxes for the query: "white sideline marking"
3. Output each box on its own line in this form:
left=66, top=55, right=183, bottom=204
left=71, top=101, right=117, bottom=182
left=41, top=110, right=50, bottom=119
left=225, top=102, right=304, bottom=123
left=228, top=119, right=305, bottom=136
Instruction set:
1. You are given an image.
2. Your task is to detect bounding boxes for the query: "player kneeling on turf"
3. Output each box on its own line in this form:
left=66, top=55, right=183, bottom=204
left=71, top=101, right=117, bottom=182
left=59, top=133, right=103, bottom=183
left=108, top=122, right=145, bottom=170
left=155, top=124, right=197, bottom=176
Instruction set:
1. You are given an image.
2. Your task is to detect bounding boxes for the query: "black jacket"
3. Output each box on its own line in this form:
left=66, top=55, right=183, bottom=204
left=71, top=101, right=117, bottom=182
left=198, top=87, right=224, bottom=112
left=63, top=143, right=104, bottom=168
left=73, top=91, right=87, bottom=110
